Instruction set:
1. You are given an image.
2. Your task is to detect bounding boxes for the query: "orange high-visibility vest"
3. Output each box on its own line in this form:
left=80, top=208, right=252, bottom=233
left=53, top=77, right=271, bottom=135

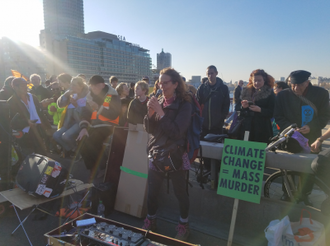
left=91, top=95, right=119, bottom=125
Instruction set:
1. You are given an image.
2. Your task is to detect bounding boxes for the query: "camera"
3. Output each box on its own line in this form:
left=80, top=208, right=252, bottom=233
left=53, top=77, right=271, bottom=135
left=248, top=101, right=254, bottom=106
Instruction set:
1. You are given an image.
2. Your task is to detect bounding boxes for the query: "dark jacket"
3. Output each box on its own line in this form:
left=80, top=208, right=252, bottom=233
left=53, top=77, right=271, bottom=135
left=274, top=84, right=330, bottom=145
left=79, top=84, right=121, bottom=129
left=144, top=97, right=192, bottom=155
left=239, top=85, right=275, bottom=143
left=127, top=97, right=148, bottom=125
left=196, top=77, right=230, bottom=133
left=233, top=85, right=242, bottom=111
left=29, top=85, right=52, bottom=102
left=8, top=92, right=52, bottom=131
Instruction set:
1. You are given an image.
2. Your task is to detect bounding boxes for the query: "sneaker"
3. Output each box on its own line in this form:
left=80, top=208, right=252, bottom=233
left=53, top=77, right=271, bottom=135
left=175, top=222, right=190, bottom=241
left=142, top=217, right=157, bottom=232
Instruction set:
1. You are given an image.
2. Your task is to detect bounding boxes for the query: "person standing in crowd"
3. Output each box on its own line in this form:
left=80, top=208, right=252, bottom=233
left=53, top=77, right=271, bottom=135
left=29, top=74, right=52, bottom=102
left=234, top=80, right=244, bottom=111
left=116, top=82, right=132, bottom=126
left=196, top=65, right=230, bottom=172
left=129, top=82, right=135, bottom=98
left=0, top=76, right=15, bottom=100
left=8, top=78, right=52, bottom=155
left=274, top=70, right=330, bottom=204
left=109, top=76, right=118, bottom=89
left=142, top=76, right=150, bottom=85
left=201, top=77, right=208, bottom=84
left=54, top=77, right=88, bottom=158
left=143, top=68, right=192, bottom=241
left=225, top=80, right=244, bottom=125
left=127, top=81, right=149, bottom=125
left=273, top=81, right=289, bottom=95
left=239, top=69, right=275, bottom=143
left=197, top=65, right=230, bottom=137
left=57, top=73, right=72, bottom=93
left=149, top=80, right=161, bottom=98
left=274, top=70, right=330, bottom=146
left=76, top=75, right=121, bottom=181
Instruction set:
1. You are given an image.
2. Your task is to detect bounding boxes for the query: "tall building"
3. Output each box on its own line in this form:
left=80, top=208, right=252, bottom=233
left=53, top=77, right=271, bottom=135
left=40, top=30, right=152, bottom=83
left=43, top=0, right=84, bottom=37
left=40, top=0, right=152, bottom=83
left=157, top=49, right=171, bottom=70
left=0, top=37, right=45, bottom=85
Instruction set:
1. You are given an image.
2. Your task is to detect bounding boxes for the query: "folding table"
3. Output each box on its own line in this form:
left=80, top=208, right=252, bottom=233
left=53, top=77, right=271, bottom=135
left=0, top=180, right=93, bottom=246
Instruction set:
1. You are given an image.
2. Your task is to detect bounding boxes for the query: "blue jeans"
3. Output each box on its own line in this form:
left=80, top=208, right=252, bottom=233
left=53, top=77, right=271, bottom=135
left=53, top=123, right=80, bottom=151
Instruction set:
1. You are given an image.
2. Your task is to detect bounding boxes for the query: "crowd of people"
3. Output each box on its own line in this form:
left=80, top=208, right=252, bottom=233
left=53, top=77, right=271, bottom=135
left=1, top=65, right=330, bottom=242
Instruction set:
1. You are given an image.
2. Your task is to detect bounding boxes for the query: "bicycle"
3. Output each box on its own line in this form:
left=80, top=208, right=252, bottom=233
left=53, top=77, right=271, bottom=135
left=263, top=124, right=330, bottom=215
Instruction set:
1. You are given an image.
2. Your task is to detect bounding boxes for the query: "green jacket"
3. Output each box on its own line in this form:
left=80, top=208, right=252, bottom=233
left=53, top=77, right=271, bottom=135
left=48, top=102, right=64, bottom=126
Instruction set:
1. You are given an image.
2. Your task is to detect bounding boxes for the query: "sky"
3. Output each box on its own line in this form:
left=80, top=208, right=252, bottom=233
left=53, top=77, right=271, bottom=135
left=0, top=0, right=329, bottom=82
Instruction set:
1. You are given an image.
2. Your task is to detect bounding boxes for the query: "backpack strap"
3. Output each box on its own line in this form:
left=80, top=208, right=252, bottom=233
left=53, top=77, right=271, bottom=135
left=291, top=90, right=318, bottom=116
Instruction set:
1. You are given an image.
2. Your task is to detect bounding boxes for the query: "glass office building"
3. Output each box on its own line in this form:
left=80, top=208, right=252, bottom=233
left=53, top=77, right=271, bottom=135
left=40, top=31, right=152, bottom=83
left=43, top=0, right=84, bottom=37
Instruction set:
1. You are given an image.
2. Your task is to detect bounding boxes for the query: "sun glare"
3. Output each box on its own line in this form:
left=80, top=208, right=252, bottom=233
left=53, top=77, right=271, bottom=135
left=0, top=0, right=43, bottom=46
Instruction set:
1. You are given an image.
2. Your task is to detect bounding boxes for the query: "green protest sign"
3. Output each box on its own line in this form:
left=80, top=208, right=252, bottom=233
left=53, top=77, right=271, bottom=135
left=217, top=138, right=267, bottom=204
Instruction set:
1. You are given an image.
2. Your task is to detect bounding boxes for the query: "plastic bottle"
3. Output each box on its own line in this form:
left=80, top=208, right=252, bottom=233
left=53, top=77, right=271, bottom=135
left=97, top=200, right=105, bottom=217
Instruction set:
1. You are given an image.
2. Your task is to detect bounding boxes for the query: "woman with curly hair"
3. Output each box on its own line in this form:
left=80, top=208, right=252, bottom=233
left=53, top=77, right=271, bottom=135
left=239, top=69, right=275, bottom=143
left=142, top=68, right=192, bottom=241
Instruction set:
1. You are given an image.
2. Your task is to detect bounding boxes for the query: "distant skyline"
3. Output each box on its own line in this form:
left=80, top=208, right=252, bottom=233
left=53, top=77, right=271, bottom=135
left=0, top=0, right=329, bottom=82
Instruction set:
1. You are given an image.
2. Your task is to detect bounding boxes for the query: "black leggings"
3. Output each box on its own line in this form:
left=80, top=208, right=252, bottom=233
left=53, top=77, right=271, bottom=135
left=147, top=169, right=189, bottom=219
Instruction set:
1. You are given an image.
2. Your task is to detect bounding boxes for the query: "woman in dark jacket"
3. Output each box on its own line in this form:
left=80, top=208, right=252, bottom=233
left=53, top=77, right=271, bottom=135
left=143, top=68, right=192, bottom=241
left=239, top=69, right=275, bottom=143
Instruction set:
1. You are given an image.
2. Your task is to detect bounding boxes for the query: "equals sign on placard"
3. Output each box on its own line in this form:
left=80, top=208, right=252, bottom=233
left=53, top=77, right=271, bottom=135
left=222, top=169, right=229, bottom=174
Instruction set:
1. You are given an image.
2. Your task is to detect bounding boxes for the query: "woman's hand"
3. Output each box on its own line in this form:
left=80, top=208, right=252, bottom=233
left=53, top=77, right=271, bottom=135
left=249, top=105, right=261, bottom=112
left=241, top=100, right=249, bottom=109
left=148, top=96, right=164, bottom=117
left=311, top=139, right=322, bottom=153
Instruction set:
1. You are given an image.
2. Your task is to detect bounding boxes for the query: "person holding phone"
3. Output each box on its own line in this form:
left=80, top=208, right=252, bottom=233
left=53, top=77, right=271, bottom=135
left=8, top=78, right=52, bottom=155
left=239, top=69, right=275, bottom=143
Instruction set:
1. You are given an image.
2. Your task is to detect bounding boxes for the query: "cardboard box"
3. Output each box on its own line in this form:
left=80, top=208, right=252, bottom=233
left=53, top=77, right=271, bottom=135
left=114, top=124, right=149, bottom=218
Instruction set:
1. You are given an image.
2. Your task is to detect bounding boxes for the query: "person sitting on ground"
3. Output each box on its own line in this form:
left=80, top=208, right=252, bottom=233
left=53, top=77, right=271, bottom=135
left=29, top=74, right=52, bottom=102
left=8, top=78, right=52, bottom=156
left=116, top=82, right=132, bottom=126
left=54, top=76, right=88, bottom=158
left=76, top=75, right=121, bottom=182
left=142, top=68, right=192, bottom=241
left=127, top=81, right=149, bottom=125
left=57, top=73, right=72, bottom=94
left=274, top=81, right=289, bottom=96
left=109, top=76, right=118, bottom=89
left=0, top=76, right=15, bottom=100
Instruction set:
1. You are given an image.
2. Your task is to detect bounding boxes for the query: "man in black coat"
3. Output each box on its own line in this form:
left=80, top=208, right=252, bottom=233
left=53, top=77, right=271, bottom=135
left=196, top=65, right=230, bottom=176
left=196, top=65, right=230, bottom=137
left=274, top=70, right=330, bottom=146
left=233, top=80, right=244, bottom=111
left=274, top=70, right=330, bottom=205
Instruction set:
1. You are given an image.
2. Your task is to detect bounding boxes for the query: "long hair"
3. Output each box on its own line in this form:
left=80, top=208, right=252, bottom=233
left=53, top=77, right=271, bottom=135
left=160, top=68, right=191, bottom=102
left=247, top=69, right=275, bottom=88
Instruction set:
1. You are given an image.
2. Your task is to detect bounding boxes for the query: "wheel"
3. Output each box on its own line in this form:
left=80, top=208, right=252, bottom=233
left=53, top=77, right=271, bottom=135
left=264, top=170, right=330, bottom=214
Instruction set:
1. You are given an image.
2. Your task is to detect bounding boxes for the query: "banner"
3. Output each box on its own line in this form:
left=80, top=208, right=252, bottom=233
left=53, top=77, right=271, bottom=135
left=217, top=138, right=267, bottom=204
